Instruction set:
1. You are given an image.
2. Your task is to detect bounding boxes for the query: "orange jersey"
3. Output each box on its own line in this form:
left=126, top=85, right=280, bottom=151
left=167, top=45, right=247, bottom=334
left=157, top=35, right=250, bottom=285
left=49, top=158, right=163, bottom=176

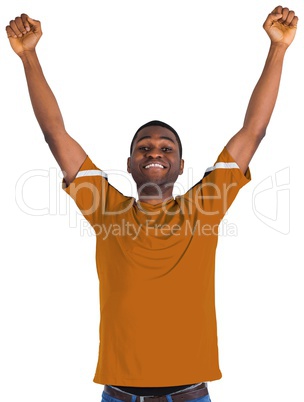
left=64, top=147, right=250, bottom=386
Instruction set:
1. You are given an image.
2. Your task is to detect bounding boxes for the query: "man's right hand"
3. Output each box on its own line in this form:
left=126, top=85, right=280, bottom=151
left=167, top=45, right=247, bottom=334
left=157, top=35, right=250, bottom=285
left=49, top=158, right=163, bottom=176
left=6, top=14, right=42, bottom=56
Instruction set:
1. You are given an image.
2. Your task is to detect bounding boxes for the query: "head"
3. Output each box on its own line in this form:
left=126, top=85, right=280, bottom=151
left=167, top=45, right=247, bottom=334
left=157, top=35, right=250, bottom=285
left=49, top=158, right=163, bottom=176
left=130, top=120, right=183, bottom=159
left=127, top=120, right=184, bottom=195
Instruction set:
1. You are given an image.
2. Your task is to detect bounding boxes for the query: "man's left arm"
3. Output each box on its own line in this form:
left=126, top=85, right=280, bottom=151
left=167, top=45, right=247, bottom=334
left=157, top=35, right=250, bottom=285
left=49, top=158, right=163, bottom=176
left=226, top=5, right=298, bottom=174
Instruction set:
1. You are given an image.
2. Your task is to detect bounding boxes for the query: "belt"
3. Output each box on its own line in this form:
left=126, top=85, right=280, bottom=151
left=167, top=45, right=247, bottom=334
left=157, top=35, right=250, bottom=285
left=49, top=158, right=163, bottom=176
left=104, top=383, right=209, bottom=402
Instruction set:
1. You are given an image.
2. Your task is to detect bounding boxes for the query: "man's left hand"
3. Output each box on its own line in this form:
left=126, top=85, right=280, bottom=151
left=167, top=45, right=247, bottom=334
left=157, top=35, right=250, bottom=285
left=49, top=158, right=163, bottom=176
left=263, top=5, right=298, bottom=47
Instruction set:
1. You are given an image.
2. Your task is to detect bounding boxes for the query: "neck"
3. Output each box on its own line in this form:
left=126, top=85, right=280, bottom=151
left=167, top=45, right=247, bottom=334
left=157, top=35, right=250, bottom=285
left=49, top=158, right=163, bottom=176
left=137, top=184, right=173, bottom=205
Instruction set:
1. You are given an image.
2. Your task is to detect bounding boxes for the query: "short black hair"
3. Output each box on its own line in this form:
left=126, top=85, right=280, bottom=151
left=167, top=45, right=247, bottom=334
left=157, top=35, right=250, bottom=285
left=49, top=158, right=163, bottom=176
left=130, top=120, right=183, bottom=158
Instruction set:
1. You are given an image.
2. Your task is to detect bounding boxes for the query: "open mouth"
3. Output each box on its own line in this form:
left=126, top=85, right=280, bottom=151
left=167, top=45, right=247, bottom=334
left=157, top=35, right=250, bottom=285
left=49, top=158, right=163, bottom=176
left=144, top=163, right=166, bottom=169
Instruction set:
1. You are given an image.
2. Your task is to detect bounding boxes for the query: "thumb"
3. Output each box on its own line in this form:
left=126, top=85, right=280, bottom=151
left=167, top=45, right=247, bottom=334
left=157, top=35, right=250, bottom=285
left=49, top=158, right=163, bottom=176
left=27, top=16, right=39, bottom=26
left=273, top=12, right=283, bottom=20
left=26, top=15, right=42, bottom=34
left=263, top=12, right=283, bottom=30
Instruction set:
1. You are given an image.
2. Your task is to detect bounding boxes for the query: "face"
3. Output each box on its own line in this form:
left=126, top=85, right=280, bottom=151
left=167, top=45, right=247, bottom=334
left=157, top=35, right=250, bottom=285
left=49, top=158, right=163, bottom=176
left=127, top=126, right=184, bottom=190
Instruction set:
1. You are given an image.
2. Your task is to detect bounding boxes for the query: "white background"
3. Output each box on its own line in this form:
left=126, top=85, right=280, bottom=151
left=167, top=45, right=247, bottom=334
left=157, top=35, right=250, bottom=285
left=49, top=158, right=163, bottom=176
left=1, top=1, right=303, bottom=401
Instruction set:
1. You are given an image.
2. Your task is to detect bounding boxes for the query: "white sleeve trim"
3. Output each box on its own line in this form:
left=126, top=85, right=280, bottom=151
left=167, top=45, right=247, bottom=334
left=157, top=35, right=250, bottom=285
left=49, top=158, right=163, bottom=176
left=75, top=169, right=108, bottom=179
left=205, top=162, right=239, bottom=173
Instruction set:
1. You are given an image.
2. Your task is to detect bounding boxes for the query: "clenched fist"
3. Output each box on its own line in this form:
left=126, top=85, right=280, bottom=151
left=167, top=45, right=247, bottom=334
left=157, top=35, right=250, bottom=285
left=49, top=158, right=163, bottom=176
left=6, top=14, right=42, bottom=56
left=263, top=6, right=298, bottom=47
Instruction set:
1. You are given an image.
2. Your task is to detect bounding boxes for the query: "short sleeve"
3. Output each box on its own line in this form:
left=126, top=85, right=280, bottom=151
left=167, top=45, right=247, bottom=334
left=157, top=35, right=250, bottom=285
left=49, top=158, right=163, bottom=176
left=63, top=156, right=131, bottom=228
left=183, top=147, right=251, bottom=221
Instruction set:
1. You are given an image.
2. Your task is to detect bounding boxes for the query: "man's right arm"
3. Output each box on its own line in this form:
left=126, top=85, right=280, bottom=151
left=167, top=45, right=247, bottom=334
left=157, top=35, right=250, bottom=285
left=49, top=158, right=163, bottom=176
left=6, top=14, right=87, bottom=186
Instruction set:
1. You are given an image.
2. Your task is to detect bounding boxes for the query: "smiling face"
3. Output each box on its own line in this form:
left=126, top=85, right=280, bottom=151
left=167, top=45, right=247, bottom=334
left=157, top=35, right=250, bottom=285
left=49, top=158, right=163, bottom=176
left=127, top=125, right=184, bottom=199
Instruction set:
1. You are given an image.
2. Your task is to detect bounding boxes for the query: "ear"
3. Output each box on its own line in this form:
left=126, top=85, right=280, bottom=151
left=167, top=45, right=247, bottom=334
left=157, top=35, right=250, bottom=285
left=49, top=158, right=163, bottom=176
left=179, top=159, right=184, bottom=175
left=127, top=157, right=131, bottom=173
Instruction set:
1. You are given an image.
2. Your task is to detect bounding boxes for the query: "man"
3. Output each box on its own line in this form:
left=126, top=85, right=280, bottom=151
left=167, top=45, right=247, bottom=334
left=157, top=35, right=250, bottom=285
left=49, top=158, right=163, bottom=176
left=6, top=5, right=298, bottom=402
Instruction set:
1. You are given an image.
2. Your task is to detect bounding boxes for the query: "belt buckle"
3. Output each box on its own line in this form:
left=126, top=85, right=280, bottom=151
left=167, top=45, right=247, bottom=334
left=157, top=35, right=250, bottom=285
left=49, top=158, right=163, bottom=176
left=139, top=396, right=158, bottom=402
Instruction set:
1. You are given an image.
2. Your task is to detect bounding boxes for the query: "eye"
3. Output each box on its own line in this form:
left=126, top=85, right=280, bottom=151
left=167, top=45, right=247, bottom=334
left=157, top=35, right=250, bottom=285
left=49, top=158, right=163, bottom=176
left=139, top=146, right=150, bottom=151
left=161, top=147, right=172, bottom=152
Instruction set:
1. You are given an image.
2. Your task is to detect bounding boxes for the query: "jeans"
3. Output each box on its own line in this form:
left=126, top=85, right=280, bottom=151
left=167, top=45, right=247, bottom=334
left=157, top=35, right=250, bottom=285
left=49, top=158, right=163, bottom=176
left=101, top=386, right=212, bottom=402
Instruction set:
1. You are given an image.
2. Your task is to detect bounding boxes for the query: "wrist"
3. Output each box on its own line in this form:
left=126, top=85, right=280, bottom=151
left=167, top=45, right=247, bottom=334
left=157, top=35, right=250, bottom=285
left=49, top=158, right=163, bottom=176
left=19, top=49, right=37, bottom=62
left=270, top=41, right=289, bottom=52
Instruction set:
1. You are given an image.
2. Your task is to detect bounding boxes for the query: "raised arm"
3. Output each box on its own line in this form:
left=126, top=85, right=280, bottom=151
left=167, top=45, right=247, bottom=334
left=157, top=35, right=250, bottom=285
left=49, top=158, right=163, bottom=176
left=6, top=14, right=87, bottom=185
left=226, top=5, right=298, bottom=173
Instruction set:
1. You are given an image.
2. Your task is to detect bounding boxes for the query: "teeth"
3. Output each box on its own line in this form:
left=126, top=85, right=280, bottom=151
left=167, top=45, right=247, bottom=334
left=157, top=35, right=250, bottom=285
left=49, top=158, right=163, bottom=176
left=145, top=163, right=164, bottom=169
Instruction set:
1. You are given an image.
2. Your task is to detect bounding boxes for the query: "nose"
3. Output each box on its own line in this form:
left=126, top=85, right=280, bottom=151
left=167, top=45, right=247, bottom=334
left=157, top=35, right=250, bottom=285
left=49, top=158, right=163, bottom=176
left=146, top=147, right=163, bottom=158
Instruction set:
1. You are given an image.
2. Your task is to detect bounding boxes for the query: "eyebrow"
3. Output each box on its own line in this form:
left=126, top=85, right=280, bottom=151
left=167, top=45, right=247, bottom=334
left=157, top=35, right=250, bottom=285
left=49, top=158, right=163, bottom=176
left=136, top=135, right=176, bottom=144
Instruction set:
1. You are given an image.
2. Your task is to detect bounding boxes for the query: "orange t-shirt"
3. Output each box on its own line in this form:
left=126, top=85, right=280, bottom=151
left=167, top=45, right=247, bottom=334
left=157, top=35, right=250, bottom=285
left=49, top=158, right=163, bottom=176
left=63, top=146, right=250, bottom=386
